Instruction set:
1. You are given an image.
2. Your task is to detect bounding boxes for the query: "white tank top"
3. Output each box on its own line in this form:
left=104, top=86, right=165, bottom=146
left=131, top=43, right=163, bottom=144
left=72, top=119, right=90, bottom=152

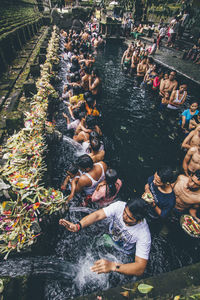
left=167, top=90, right=186, bottom=110
left=83, top=162, right=105, bottom=195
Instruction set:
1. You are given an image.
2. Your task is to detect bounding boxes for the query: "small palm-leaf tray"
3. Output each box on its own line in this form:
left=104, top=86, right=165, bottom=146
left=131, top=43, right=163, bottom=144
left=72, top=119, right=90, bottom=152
left=180, top=215, right=200, bottom=238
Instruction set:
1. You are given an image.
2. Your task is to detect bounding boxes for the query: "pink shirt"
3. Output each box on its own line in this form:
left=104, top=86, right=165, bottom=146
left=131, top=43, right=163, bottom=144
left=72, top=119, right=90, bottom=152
left=91, top=179, right=122, bottom=208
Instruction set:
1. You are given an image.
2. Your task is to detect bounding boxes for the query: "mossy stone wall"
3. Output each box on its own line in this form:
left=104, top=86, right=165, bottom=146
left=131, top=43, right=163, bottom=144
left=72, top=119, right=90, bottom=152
left=0, top=0, right=46, bottom=76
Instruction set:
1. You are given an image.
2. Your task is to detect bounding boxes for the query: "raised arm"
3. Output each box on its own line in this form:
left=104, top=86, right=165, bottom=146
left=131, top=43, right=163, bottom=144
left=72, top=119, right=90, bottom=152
left=182, top=131, right=194, bottom=150
left=59, top=208, right=107, bottom=232
left=182, top=148, right=194, bottom=176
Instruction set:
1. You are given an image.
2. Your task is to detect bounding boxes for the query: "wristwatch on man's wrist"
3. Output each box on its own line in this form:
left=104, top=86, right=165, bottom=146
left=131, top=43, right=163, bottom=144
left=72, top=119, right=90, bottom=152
left=113, top=262, right=120, bottom=272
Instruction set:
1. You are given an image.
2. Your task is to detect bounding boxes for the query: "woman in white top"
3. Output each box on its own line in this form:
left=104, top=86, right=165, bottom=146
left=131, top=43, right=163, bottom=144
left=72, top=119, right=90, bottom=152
left=167, top=84, right=187, bottom=110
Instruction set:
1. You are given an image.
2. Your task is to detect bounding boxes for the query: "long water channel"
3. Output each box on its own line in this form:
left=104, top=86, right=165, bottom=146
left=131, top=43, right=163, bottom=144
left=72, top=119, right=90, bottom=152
left=1, top=40, right=200, bottom=300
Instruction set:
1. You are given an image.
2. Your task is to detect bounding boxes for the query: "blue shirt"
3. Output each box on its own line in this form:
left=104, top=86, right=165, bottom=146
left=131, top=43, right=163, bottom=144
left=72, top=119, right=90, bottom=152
left=181, top=109, right=199, bottom=125
left=147, top=176, right=176, bottom=219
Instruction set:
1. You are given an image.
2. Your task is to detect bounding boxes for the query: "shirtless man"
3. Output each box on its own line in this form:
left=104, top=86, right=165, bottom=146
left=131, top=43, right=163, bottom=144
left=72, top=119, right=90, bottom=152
left=81, top=67, right=90, bottom=91
left=74, top=154, right=107, bottom=197
left=89, top=68, right=101, bottom=96
left=137, top=56, right=148, bottom=78
left=131, top=49, right=140, bottom=75
left=82, top=30, right=90, bottom=41
left=173, top=170, right=200, bottom=212
left=159, top=71, right=178, bottom=97
left=182, top=125, right=200, bottom=150
left=183, top=146, right=200, bottom=176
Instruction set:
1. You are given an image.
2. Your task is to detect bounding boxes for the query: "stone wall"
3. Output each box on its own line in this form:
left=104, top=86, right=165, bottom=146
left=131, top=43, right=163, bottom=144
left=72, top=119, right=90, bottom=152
left=51, top=6, right=93, bottom=30
left=0, top=0, right=46, bottom=76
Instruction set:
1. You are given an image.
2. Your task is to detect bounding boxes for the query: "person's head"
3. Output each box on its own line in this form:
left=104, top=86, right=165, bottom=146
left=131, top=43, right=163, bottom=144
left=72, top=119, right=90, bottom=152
left=179, top=84, right=187, bottom=93
left=72, top=57, right=79, bottom=65
left=190, top=101, right=199, bottom=112
left=106, top=168, right=118, bottom=185
left=69, top=74, right=75, bottom=83
left=90, top=138, right=101, bottom=152
left=164, top=73, right=169, bottom=80
left=86, top=97, right=95, bottom=108
left=147, top=57, right=154, bottom=65
left=67, top=163, right=79, bottom=178
left=157, top=69, right=164, bottom=79
left=73, top=85, right=81, bottom=96
left=169, top=70, right=177, bottom=81
left=152, top=64, right=157, bottom=71
left=73, top=108, right=81, bottom=120
left=187, top=170, right=200, bottom=191
left=154, top=166, right=175, bottom=187
left=77, top=154, right=93, bottom=171
left=123, top=198, right=147, bottom=226
left=89, top=130, right=100, bottom=142
left=92, top=67, right=100, bottom=78
left=142, top=56, right=147, bottom=63
left=85, top=115, right=96, bottom=129
left=74, top=74, right=81, bottom=83
left=84, top=66, right=90, bottom=75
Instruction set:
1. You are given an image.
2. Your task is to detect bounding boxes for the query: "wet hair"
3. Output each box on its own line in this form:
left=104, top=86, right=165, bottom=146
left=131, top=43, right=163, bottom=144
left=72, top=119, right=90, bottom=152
left=78, top=111, right=86, bottom=120
left=127, top=198, right=147, bottom=222
left=190, top=100, right=199, bottom=106
left=194, top=170, right=200, bottom=181
left=105, top=169, right=118, bottom=197
left=84, top=91, right=92, bottom=100
left=74, top=75, right=80, bottom=82
left=77, top=154, right=93, bottom=169
left=157, top=68, right=164, bottom=76
left=90, top=138, right=101, bottom=151
left=89, top=131, right=100, bottom=141
left=67, top=163, right=78, bottom=175
left=73, top=108, right=80, bottom=119
left=73, top=85, right=81, bottom=95
left=72, top=57, right=79, bottom=65
left=85, top=115, right=96, bottom=128
left=69, top=74, right=75, bottom=83
left=86, top=97, right=95, bottom=107
left=92, top=67, right=100, bottom=77
left=80, top=61, right=86, bottom=67
left=147, top=57, right=154, bottom=64
left=84, top=66, right=90, bottom=74
left=157, top=166, right=175, bottom=184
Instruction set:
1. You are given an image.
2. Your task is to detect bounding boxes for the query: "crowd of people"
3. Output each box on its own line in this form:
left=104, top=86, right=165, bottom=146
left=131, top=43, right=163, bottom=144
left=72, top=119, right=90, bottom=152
left=56, top=18, right=200, bottom=278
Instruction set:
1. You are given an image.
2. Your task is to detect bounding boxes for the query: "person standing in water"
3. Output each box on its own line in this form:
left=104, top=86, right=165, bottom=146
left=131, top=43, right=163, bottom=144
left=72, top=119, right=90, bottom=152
left=59, top=198, right=151, bottom=276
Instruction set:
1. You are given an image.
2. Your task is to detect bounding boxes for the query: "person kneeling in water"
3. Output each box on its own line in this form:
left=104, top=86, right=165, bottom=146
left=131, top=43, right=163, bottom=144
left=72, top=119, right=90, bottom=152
left=91, top=168, right=122, bottom=207
left=59, top=198, right=151, bottom=276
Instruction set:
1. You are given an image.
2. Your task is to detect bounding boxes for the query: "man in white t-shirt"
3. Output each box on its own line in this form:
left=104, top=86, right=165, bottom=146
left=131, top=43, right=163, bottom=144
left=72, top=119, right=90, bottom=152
left=59, top=198, right=151, bottom=276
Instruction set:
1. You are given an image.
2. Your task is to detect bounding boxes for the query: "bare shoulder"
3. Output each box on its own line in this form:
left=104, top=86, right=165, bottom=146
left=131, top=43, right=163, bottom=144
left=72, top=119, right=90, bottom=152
left=177, top=174, right=187, bottom=182
left=78, top=174, right=91, bottom=187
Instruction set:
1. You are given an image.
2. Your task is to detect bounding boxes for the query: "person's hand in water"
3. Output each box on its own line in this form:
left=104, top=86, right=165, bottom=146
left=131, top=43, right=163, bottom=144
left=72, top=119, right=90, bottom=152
left=90, top=259, right=117, bottom=274
left=59, top=219, right=79, bottom=232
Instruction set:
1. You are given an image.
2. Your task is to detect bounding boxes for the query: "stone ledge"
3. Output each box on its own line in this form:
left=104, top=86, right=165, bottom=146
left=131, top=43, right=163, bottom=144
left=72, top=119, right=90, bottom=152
left=75, top=262, right=200, bottom=300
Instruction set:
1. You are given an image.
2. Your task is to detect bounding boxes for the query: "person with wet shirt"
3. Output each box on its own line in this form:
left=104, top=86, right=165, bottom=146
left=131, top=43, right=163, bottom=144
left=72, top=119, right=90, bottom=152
left=143, top=166, right=176, bottom=221
left=59, top=198, right=151, bottom=276
left=180, top=101, right=199, bottom=134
